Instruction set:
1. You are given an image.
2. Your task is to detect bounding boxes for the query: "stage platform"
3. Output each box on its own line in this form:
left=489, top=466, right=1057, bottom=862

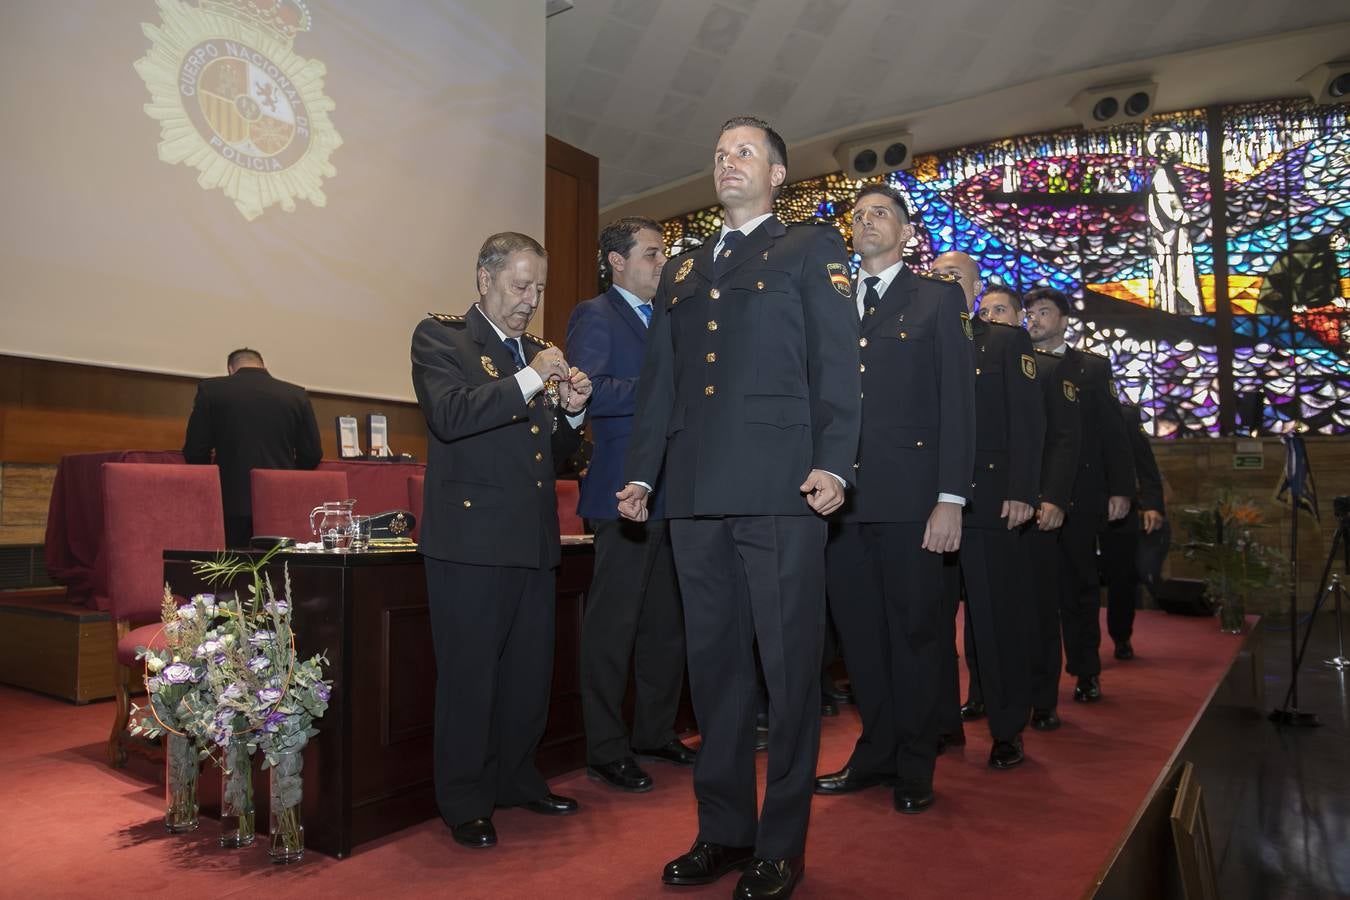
left=1, top=609, right=1259, bottom=898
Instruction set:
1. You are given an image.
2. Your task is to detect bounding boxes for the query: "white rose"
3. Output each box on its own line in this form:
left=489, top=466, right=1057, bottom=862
left=147, top=657, right=165, bottom=673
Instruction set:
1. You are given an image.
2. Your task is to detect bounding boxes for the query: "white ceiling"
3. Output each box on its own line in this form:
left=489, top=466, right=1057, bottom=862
left=545, top=0, right=1350, bottom=211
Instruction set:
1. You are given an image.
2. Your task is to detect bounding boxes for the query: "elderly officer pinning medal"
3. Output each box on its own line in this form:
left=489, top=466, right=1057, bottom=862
left=619, top=116, right=861, bottom=900
left=411, top=232, right=592, bottom=851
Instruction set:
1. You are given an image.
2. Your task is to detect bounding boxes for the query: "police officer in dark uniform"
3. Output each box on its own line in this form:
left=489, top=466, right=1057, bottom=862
left=1024, top=287, right=1133, bottom=704
left=978, top=287, right=1082, bottom=730
left=411, top=232, right=592, bottom=850
left=930, top=258, right=1044, bottom=769
left=813, top=183, right=975, bottom=813
left=1101, top=402, right=1166, bottom=660
left=619, top=116, right=860, bottom=900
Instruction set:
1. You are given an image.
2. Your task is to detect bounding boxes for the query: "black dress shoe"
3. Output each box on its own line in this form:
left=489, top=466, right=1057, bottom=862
left=959, top=699, right=986, bottom=721
left=661, top=840, right=755, bottom=886
left=449, top=817, right=496, bottom=848
left=893, top=779, right=934, bottom=814
left=1030, top=708, right=1061, bottom=731
left=814, top=766, right=890, bottom=795
left=989, top=736, right=1025, bottom=769
left=733, top=856, right=804, bottom=899
left=755, top=727, right=769, bottom=753
left=820, top=700, right=839, bottom=717
left=520, top=792, right=579, bottom=815
left=588, top=757, right=653, bottom=792
left=936, top=729, right=966, bottom=755
left=1114, top=641, right=1134, bottom=660
left=1073, top=676, right=1102, bottom=703
left=822, top=681, right=854, bottom=704
left=632, top=738, right=698, bottom=767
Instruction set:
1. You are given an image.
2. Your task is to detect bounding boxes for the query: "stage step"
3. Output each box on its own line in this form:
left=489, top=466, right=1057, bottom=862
left=0, top=589, right=115, bottom=704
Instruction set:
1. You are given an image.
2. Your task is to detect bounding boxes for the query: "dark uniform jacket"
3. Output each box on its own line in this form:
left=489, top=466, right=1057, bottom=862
left=183, top=367, right=322, bottom=518
left=1059, top=347, right=1134, bottom=525
left=624, top=216, right=861, bottom=517
left=411, top=305, right=581, bottom=569
left=1123, top=403, right=1165, bottom=513
left=965, top=319, right=1044, bottom=529
left=841, top=267, right=975, bottom=524
left=1032, top=349, right=1082, bottom=511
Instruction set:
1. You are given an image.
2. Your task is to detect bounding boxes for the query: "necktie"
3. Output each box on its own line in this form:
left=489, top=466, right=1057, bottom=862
left=715, top=229, right=745, bottom=278
left=637, top=303, right=653, bottom=326
left=859, top=275, right=881, bottom=321
left=504, top=337, right=525, bottom=371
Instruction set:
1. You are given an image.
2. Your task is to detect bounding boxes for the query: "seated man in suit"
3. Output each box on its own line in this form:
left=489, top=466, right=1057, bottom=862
left=568, top=217, right=696, bottom=794
left=182, top=347, right=322, bottom=547
left=411, top=231, right=592, bottom=850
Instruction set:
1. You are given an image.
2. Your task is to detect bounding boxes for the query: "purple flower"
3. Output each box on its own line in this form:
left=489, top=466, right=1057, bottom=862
left=212, top=652, right=227, bottom=666
left=161, top=662, right=197, bottom=684
left=257, top=687, right=283, bottom=704
left=221, top=683, right=243, bottom=700
left=263, top=711, right=287, bottom=733
left=248, top=656, right=270, bottom=673
left=265, top=600, right=290, bottom=615
left=249, top=630, right=275, bottom=646
left=314, top=682, right=331, bottom=702
left=146, top=676, right=162, bottom=692
left=176, top=605, right=197, bottom=620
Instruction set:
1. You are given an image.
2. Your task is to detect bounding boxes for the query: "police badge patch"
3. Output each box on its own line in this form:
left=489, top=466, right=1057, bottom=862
left=481, top=356, right=499, bottom=378
left=1021, top=354, right=1037, bottom=380
left=673, top=258, right=694, bottom=283
left=959, top=311, right=973, bottom=340
left=826, top=263, right=852, bottom=297
left=1063, top=380, right=1078, bottom=402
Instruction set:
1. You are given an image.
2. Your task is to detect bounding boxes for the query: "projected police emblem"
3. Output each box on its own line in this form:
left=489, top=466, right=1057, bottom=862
left=134, top=0, right=341, bottom=221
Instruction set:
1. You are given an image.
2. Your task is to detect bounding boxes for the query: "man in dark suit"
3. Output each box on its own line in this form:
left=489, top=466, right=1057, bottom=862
left=813, top=184, right=975, bottom=812
left=618, top=116, right=860, bottom=900
left=1100, top=402, right=1166, bottom=660
left=410, top=231, right=592, bottom=850
left=183, top=348, right=322, bottom=547
left=1024, top=287, right=1134, bottom=703
left=979, top=288, right=1082, bottom=731
left=567, top=217, right=695, bottom=795
left=928, top=260, right=1043, bottom=770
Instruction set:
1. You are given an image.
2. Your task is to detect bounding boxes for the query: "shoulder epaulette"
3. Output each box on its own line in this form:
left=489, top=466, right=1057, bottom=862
left=787, top=217, right=835, bottom=227
left=918, top=270, right=958, bottom=284
left=983, top=318, right=1018, bottom=330
left=523, top=332, right=553, bottom=349
left=427, top=312, right=465, bottom=325
left=1033, top=347, right=1058, bottom=356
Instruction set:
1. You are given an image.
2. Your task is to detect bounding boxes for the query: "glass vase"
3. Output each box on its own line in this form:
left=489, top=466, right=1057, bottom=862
left=1219, top=598, right=1246, bottom=634
left=268, top=750, right=305, bottom=863
left=164, top=733, right=199, bottom=833
left=219, top=739, right=256, bottom=848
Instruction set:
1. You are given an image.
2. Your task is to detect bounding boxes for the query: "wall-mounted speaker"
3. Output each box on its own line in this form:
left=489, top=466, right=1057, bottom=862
left=834, top=130, right=915, bottom=180
left=1297, top=60, right=1350, bottom=106
left=1069, top=81, right=1157, bottom=130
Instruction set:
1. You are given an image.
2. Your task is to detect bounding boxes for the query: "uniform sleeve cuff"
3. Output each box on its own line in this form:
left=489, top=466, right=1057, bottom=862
left=937, top=493, right=966, bottom=507
left=515, top=366, right=544, bottom=401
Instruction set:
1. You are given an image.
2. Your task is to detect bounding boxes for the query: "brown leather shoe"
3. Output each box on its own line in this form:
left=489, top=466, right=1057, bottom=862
left=661, top=840, right=755, bottom=886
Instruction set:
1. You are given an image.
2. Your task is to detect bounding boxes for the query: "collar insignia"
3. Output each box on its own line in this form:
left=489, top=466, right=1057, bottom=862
left=673, top=258, right=694, bottom=283
left=481, top=356, right=499, bottom=379
left=959, top=311, right=973, bottom=340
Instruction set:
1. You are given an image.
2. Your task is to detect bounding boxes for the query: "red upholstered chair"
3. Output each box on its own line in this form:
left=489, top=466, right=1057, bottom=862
left=555, top=480, right=584, bottom=536
left=407, top=475, right=425, bottom=542
left=250, top=469, right=350, bottom=542
left=101, top=463, right=225, bottom=767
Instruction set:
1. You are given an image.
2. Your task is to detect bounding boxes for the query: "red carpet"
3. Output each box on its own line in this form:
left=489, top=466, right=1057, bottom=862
left=0, top=610, right=1243, bottom=899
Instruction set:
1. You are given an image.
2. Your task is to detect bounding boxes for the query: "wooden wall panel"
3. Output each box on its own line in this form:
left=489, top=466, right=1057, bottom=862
left=544, top=135, right=599, bottom=349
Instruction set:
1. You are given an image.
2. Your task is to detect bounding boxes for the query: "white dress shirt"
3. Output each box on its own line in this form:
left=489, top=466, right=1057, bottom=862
left=476, top=304, right=585, bottom=429
left=713, top=212, right=774, bottom=257
left=612, top=283, right=653, bottom=326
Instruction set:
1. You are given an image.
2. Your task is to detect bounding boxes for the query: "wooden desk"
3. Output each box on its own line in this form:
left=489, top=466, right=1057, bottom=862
left=164, top=542, right=594, bottom=858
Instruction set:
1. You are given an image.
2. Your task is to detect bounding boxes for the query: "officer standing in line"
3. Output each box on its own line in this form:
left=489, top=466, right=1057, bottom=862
left=813, top=182, right=975, bottom=813
left=618, top=116, right=861, bottom=900
left=411, top=232, right=592, bottom=850
left=1024, top=287, right=1133, bottom=704
left=929, top=254, right=1043, bottom=769
left=979, top=286, right=1081, bottom=730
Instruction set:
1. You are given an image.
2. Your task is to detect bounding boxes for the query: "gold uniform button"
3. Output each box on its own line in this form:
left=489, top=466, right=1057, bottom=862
left=859, top=363, right=866, bottom=373
left=707, top=320, right=718, bottom=332
left=706, top=352, right=717, bottom=363
left=671, top=298, right=680, bottom=305
left=975, top=367, right=982, bottom=375
left=528, top=400, right=536, bottom=409
left=705, top=385, right=716, bottom=396
left=900, top=331, right=908, bottom=340
left=852, top=462, right=860, bottom=469
left=536, top=480, right=543, bottom=488
left=462, top=500, right=472, bottom=508
left=710, top=288, right=720, bottom=299
left=859, top=337, right=868, bottom=347
left=987, top=462, right=996, bottom=470
left=916, top=440, right=924, bottom=448
left=534, top=451, right=543, bottom=462
left=756, top=281, right=764, bottom=290
left=530, top=424, right=540, bottom=434
left=866, top=307, right=876, bottom=316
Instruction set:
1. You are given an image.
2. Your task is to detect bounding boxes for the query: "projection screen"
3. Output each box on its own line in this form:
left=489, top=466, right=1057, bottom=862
left=0, top=0, right=545, bottom=402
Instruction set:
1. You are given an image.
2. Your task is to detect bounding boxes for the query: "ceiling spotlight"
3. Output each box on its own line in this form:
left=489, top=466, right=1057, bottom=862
left=834, top=129, right=916, bottom=179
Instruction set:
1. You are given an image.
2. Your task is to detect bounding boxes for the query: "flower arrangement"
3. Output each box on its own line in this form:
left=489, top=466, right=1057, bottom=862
left=1180, top=491, right=1288, bottom=632
left=130, top=545, right=330, bottom=858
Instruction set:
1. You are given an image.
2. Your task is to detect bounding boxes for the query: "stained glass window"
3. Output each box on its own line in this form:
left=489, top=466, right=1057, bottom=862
left=658, top=99, right=1350, bottom=437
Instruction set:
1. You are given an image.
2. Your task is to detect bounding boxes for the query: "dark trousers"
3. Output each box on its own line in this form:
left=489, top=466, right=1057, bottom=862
left=670, top=515, right=826, bottom=860
left=947, top=528, right=1031, bottom=740
left=937, top=556, right=964, bottom=735
left=1100, top=521, right=1140, bottom=644
left=225, top=514, right=252, bottom=549
left=424, top=557, right=554, bottom=825
left=1025, top=528, right=1065, bottom=710
left=1058, top=515, right=1102, bottom=678
left=827, top=522, right=944, bottom=785
left=580, top=518, right=685, bottom=765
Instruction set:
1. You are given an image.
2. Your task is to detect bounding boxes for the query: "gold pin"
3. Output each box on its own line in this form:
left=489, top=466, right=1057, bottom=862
left=710, top=288, right=720, bottom=299
left=707, top=320, right=718, bottom=332
left=480, top=356, right=499, bottom=378
left=706, top=352, right=717, bottom=363
left=859, top=337, right=868, bottom=348
left=756, top=281, right=764, bottom=290
left=705, top=385, right=716, bottom=396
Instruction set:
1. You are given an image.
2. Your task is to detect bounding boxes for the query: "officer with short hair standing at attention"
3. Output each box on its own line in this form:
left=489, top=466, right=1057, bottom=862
left=814, top=183, right=975, bottom=814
